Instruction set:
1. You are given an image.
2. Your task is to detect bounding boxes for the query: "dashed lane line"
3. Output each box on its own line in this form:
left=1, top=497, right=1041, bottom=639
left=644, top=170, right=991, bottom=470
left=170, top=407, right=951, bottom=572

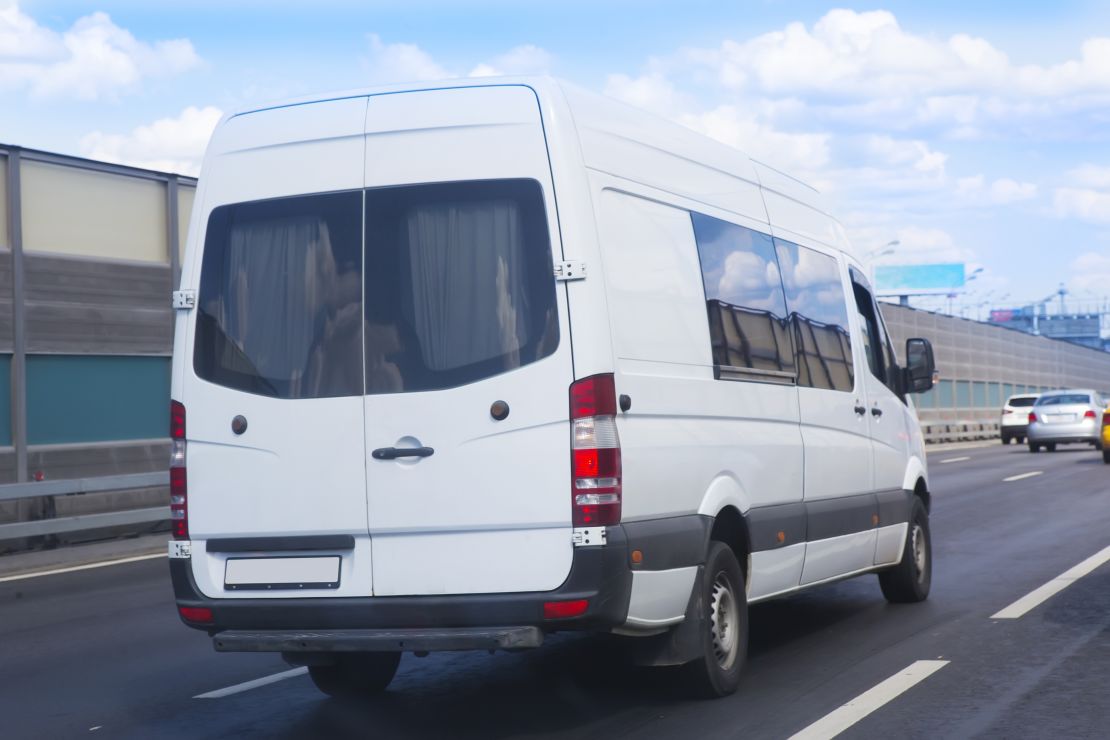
left=788, top=660, right=950, bottom=740
left=194, top=667, right=309, bottom=699
left=0, top=552, right=167, bottom=583
left=939, top=456, right=971, bottom=464
left=991, top=544, right=1110, bottom=619
left=1002, top=471, right=1043, bottom=482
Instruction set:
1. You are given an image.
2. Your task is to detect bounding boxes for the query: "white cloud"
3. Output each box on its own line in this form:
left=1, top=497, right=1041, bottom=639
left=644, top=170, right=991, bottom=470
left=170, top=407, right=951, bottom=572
left=1054, top=187, right=1110, bottom=223
left=0, top=3, right=200, bottom=100
left=363, top=33, right=449, bottom=84
left=468, top=45, right=551, bottom=77
left=955, top=175, right=1037, bottom=204
left=364, top=35, right=553, bottom=84
left=1069, top=164, right=1110, bottom=189
left=1068, top=252, right=1110, bottom=294
left=604, top=72, right=685, bottom=114
left=80, top=105, right=222, bottom=176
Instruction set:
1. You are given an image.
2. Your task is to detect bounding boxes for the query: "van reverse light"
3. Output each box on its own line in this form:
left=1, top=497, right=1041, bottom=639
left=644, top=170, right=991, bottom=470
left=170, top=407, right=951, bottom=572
left=569, top=374, right=621, bottom=527
left=170, top=400, right=188, bottom=540
left=543, top=599, right=589, bottom=620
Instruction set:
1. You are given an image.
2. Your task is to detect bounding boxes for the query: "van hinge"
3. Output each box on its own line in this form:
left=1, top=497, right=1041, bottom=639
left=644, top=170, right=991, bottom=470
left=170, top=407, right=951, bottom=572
left=172, top=289, right=196, bottom=310
left=554, top=261, right=587, bottom=282
left=572, top=527, right=606, bottom=547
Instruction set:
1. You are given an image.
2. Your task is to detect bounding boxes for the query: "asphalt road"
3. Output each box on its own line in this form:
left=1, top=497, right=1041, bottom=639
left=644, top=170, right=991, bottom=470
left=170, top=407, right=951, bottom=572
left=2, top=441, right=1109, bottom=739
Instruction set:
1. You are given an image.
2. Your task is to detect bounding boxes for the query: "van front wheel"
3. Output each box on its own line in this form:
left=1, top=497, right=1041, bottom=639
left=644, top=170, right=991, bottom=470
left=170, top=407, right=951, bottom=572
left=682, top=541, right=747, bottom=698
left=878, top=497, right=931, bottom=603
left=308, top=652, right=401, bottom=698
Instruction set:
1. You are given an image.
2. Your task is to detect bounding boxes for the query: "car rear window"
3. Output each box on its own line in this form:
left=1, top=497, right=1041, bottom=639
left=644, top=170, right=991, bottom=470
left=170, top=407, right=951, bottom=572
left=1036, top=394, right=1091, bottom=406
left=194, top=190, right=363, bottom=399
left=363, top=179, right=559, bottom=394
left=1007, top=396, right=1037, bottom=407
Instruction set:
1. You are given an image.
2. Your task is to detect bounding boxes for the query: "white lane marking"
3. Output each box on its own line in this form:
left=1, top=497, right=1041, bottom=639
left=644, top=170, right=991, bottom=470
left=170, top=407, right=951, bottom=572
left=788, top=660, right=949, bottom=740
left=0, top=552, right=166, bottom=583
left=992, top=544, right=1110, bottom=619
left=1002, top=471, right=1043, bottom=482
left=194, top=667, right=308, bottom=699
left=939, top=456, right=971, bottom=464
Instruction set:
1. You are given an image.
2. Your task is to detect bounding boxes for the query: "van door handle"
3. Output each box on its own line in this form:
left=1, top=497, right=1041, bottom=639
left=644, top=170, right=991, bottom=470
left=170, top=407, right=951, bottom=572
left=372, top=446, right=434, bottom=460
left=871, top=407, right=883, bottom=417
left=854, top=404, right=866, bottom=416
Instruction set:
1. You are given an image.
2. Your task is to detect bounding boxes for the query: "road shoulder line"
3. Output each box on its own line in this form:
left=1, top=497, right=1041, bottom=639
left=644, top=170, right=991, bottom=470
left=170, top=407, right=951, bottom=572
left=0, top=552, right=167, bottom=583
left=992, top=544, right=1110, bottom=619
left=788, top=660, right=949, bottom=740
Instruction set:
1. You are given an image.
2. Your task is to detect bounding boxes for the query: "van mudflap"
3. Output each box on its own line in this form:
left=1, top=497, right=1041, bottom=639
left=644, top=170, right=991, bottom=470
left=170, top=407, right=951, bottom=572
left=214, top=626, right=543, bottom=653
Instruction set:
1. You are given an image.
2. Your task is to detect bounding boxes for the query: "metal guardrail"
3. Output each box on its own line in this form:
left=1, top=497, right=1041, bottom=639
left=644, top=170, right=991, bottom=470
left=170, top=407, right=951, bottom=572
left=0, top=471, right=169, bottom=542
left=921, top=420, right=1001, bottom=444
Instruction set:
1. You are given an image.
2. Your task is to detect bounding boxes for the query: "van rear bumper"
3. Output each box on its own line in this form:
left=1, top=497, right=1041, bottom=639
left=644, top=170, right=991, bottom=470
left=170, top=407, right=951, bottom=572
left=170, top=527, right=633, bottom=641
left=214, top=626, right=544, bottom=653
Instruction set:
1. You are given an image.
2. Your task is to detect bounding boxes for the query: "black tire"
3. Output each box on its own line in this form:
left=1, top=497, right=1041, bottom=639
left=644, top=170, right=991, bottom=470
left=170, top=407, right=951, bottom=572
left=1046, top=443, right=1057, bottom=452
left=308, top=653, right=401, bottom=698
left=878, top=497, right=931, bottom=603
left=1000, top=434, right=1010, bottom=445
left=1018, top=436, right=1025, bottom=444
left=1103, top=449, right=1110, bottom=464
left=1028, top=443, right=1040, bottom=453
left=681, top=541, right=747, bottom=698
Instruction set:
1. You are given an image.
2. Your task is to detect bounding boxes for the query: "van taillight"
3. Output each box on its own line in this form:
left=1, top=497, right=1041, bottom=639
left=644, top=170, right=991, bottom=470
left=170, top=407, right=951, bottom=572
left=569, top=374, right=621, bottom=527
left=1028, top=412, right=1037, bottom=424
left=170, top=400, right=188, bottom=540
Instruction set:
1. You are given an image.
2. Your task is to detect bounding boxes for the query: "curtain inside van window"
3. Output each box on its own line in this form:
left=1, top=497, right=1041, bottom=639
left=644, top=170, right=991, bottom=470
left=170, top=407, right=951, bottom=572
left=194, top=190, right=363, bottom=399
left=363, top=179, right=559, bottom=395
left=405, top=200, right=527, bottom=371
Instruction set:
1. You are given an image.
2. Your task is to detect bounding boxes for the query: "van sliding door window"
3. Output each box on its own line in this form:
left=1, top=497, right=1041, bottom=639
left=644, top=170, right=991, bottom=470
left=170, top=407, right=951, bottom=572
left=691, top=213, right=795, bottom=382
left=774, top=239, right=855, bottom=392
left=194, top=190, right=363, bottom=399
left=363, top=179, right=559, bottom=394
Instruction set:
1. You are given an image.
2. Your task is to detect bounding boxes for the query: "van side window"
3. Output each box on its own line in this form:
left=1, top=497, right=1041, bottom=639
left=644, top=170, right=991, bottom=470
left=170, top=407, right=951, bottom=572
left=194, top=190, right=364, bottom=399
left=849, top=269, right=900, bottom=396
left=363, top=179, right=559, bottom=394
left=774, top=239, right=855, bottom=392
left=690, top=213, right=795, bottom=380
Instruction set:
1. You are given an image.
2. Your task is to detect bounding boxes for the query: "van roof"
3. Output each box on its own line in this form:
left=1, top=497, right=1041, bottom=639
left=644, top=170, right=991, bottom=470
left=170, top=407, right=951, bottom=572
left=227, top=76, right=853, bottom=258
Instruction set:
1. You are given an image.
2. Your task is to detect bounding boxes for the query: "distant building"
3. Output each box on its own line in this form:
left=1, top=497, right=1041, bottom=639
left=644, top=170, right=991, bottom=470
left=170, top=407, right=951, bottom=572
left=988, top=308, right=1105, bottom=351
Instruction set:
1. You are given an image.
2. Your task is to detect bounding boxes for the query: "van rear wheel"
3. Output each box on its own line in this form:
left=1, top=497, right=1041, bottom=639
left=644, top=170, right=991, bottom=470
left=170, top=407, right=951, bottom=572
left=308, top=653, right=401, bottom=698
left=878, top=497, right=931, bottom=603
left=682, top=541, right=747, bottom=698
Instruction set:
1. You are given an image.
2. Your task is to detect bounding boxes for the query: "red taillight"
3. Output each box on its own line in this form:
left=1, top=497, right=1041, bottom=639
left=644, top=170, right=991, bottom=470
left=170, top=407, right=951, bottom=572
left=178, top=606, right=213, bottom=624
left=543, top=599, right=589, bottom=619
left=569, top=374, right=621, bottom=527
left=1084, top=409, right=1097, bottom=419
left=170, top=400, right=188, bottom=540
left=1028, top=412, right=1037, bottom=424
left=1103, top=411, right=1110, bottom=426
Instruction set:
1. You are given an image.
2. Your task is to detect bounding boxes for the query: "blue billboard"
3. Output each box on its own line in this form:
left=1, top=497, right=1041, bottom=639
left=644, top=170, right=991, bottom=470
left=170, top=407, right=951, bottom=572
left=874, top=263, right=966, bottom=295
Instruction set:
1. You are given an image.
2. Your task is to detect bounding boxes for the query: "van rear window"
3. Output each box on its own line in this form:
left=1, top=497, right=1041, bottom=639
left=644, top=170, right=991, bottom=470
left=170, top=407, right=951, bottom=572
left=363, top=179, right=559, bottom=394
left=194, top=190, right=363, bottom=399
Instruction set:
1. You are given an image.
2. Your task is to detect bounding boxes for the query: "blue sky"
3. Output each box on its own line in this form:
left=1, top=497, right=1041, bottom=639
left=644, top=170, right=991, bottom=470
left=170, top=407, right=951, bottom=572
left=5, top=1, right=1110, bottom=315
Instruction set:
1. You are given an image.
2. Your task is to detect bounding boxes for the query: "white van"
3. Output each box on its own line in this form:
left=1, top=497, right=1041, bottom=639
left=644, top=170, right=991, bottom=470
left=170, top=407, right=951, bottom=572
left=169, top=77, right=938, bottom=698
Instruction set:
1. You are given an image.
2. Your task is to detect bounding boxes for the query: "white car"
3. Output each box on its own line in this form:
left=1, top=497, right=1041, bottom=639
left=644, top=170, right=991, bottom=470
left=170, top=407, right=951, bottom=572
left=1000, top=393, right=1039, bottom=444
left=168, top=78, right=937, bottom=699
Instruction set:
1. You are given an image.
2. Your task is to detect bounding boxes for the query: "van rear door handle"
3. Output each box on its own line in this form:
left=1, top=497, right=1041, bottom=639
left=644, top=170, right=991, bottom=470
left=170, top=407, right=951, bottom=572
left=854, top=405, right=866, bottom=415
left=871, top=407, right=883, bottom=417
left=372, top=446, right=434, bottom=460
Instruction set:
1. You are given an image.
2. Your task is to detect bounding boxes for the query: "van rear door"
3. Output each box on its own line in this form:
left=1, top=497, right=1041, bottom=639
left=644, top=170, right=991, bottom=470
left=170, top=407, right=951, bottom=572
left=182, top=99, right=373, bottom=598
left=360, top=87, right=575, bottom=596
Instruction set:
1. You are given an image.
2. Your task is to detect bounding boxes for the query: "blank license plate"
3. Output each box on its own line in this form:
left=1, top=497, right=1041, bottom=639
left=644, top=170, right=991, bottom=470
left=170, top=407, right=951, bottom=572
left=1046, top=414, right=1075, bottom=423
left=224, top=556, right=341, bottom=590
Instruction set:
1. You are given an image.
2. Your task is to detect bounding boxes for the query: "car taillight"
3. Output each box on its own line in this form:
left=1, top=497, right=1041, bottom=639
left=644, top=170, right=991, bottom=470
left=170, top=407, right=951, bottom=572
left=1103, top=411, right=1110, bottom=426
left=569, top=374, right=621, bottom=527
left=170, top=400, right=188, bottom=540
left=1028, top=412, right=1037, bottom=424
left=1084, top=409, right=1097, bottom=419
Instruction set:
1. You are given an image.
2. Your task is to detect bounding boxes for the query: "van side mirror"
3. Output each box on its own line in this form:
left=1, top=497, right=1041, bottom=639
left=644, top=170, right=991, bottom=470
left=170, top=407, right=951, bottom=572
left=903, top=338, right=936, bottom=394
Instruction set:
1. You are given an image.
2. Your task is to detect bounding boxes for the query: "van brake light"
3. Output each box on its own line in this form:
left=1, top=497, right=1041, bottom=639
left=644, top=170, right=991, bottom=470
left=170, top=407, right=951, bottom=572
left=569, top=374, right=621, bottom=527
left=170, top=400, right=188, bottom=540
